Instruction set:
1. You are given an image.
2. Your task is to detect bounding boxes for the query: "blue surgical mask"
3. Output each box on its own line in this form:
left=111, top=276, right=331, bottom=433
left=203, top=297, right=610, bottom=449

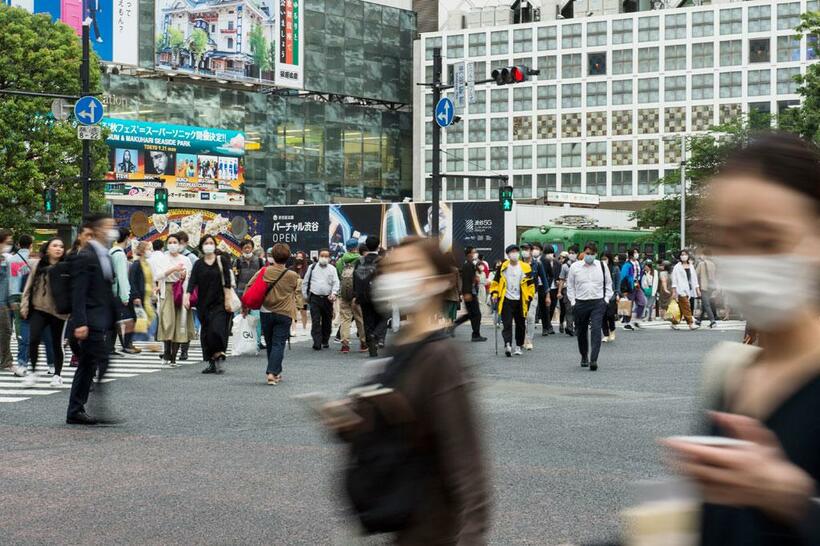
left=584, top=254, right=595, bottom=265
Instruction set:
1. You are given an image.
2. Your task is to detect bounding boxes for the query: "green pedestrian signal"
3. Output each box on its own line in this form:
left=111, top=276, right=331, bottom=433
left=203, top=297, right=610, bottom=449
left=43, top=188, right=56, bottom=213
left=499, top=185, right=514, bottom=212
left=154, top=187, right=168, bottom=214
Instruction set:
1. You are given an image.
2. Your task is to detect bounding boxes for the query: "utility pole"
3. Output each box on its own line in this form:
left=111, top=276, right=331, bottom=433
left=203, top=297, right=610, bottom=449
left=679, top=134, right=686, bottom=251
left=431, top=48, right=442, bottom=237
left=81, top=20, right=92, bottom=216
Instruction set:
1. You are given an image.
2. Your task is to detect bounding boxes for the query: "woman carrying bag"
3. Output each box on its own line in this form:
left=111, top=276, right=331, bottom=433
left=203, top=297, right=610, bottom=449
left=155, top=233, right=194, bottom=367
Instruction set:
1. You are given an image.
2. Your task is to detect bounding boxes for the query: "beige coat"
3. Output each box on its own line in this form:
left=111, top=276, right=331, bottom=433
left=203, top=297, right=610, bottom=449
left=21, top=260, right=69, bottom=320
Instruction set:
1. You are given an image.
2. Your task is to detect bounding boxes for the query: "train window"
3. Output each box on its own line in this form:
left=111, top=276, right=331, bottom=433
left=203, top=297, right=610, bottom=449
left=603, top=242, right=613, bottom=253
left=644, top=243, right=655, bottom=256
left=617, top=243, right=628, bottom=253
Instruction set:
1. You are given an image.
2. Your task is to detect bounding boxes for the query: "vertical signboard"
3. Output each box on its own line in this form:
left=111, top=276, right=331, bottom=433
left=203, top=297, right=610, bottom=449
left=453, top=62, right=465, bottom=109
left=274, top=0, right=304, bottom=89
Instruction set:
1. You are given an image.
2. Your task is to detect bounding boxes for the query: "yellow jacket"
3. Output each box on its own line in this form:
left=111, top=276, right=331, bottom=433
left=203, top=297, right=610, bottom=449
left=489, top=260, right=535, bottom=317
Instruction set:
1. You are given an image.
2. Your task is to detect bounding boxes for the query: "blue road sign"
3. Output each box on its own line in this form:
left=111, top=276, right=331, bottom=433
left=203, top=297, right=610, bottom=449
left=74, top=96, right=104, bottom=126
left=434, top=97, right=455, bottom=128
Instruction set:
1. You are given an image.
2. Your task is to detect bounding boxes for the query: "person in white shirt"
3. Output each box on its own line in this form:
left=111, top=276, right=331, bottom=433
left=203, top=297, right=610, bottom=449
left=670, top=249, right=700, bottom=330
left=566, top=242, right=613, bottom=371
left=302, top=248, right=340, bottom=350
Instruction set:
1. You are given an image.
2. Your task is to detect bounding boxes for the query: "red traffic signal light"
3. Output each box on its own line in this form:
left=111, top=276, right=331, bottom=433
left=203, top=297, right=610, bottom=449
left=491, top=65, right=531, bottom=85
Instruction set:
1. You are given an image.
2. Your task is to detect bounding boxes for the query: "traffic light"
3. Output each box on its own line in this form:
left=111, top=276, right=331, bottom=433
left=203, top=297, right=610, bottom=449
left=154, top=187, right=168, bottom=214
left=499, top=185, right=514, bottom=212
left=43, top=188, right=56, bottom=213
left=491, top=65, right=536, bottom=85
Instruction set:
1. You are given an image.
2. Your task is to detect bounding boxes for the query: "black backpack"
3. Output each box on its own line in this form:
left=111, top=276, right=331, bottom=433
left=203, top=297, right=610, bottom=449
left=353, top=255, right=378, bottom=303
left=49, top=260, right=73, bottom=315
left=344, top=331, right=447, bottom=534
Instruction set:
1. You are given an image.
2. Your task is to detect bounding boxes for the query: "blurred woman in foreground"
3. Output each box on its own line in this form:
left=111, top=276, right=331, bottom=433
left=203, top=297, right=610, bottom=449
left=664, top=133, right=820, bottom=545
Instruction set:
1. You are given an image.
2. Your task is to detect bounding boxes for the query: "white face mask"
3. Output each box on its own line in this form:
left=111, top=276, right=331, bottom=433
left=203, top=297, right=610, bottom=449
left=318, top=257, right=329, bottom=266
left=167, top=243, right=180, bottom=254
left=202, top=244, right=215, bottom=255
left=508, top=252, right=519, bottom=262
left=679, top=254, right=688, bottom=263
left=714, top=254, right=816, bottom=331
left=107, top=229, right=120, bottom=245
left=532, top=250, right=541, bottom=258
left=267, top=257, right=275, bottom=264
left=568, top=253, right=577, bottom=262
left=371, top=272, right=450, bottom=316
left=521, top=250, right=531, bottom=259
left=242, top=252, right=253, bottom=259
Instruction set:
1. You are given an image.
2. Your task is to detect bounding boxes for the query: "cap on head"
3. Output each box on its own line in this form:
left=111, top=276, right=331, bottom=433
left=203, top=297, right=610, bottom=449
left=560, top=251, right=569, bottom=258
left=505, top=244, right=520, bottom=254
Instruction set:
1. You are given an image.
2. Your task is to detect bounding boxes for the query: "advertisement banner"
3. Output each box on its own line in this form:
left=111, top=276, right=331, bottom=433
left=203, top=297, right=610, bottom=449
left=264, top=205, right=328, bottom=255
left=103, top=118, right=246, bottom=205
left=273, top=0, right=303, bottom=89
left=7, top=0, right=139, bottom=65
left=452, top=202, right=506, bottom=262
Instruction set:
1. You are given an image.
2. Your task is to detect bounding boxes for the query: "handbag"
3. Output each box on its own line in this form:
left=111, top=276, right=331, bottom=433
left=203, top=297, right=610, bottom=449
left=216, top=255, right=242, bottom=313
left=241, top=267, right=289, bottom=310
left=665, top=299, right=681, bottom=324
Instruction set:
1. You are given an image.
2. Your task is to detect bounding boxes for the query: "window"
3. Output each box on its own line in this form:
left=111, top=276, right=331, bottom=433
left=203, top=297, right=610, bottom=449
left=537, top=85, right=557, bottom=110
left=536, top=173, right=557, bottom=194
left=562, top=24, right=581, bottom=49
left=638, top=47, right=659, bottom=73
left=748, top=5, right=771, bottom=33
left=692, top=43, right=713, bottom=69
left=562, top=54, right=582, bottom=79
left=777, top=67, right=800, bottom=94
left=513, top=145, right=532, bottom=170
left=467, top=177, right=487, bottom=200
left=511, top=87, right=531, bottom=112
left=613, top=49, right=632, bottom=75
left=586, top=172, right=607, bottom=196
left=612, top=79, right=633, bottom=105
left=665, top=14, right=686, bottom=40
left=777, top=3, right=801, bottom=31
left=447, top=35, right=464, bottom=58
left=468, top=148, right=485, bottom=171
left=537, top=26, right=557, bottom=50
left=720, top=40, right=742, bottom=66
left=638, top=170, right=659, bottom=195
left=446, top=124, right=464, bottom=144
left=750, top=38, right=771, bottom=63
left=446, top=148, right=464, bottom=172
left=777, top=36, right=801, bottom=62
left=613, top=19, right=633, bottom=45
left=490, top=118, right=508, bottom=141
left=638, top=78, right=659, bottom=104
left=227, top=37, right=234, bottom=49
left=611, top=171, right=633, bottom=196
left=512, top=175, right=532, bottom=199
left=536, top=143, right=556, bottom=168
left=586, top=142, right=607, bottom=167
left=588, top=53, right=606, bottom=76
left=561, top=142, right=581, bottom=168
left=808, top=35, right=819, bottom=61
left=665, top=45, right=686, bottom=71
left=692, top=11, right=713, bottom=38
left=638, top=16, right=659, bottom=42
left=468, top=33, right=485, bottom=56
left=490, top=89, right=508, bottom=113
left=490, top=31, right=508, bottom=55
left=561, top=172, right=581, bottom=193
left=513, top=28, right=532, bottom=53
left=748, top=70, right=771, bottom=97
left=719, top=72, right=742, bottom=98
left=587, top=82, right=607, bottom=107
left=691, top=74, right=713, bottom=100
left=469, top=90, right=486, bottom=115
left=719, top=8, right=741, bottom=36
left=587, top=21, right=607, bottom=47
left=537, top=55, right=557, bottom=79
left=490, top=146, right=508, bottom=170
left=468, top=119, right=486, bottom=143
left=425, top=37, right=442, bottom=60
left=561, top=83, right=581, bottom=108
left=664, top=76, right=686, bottom=102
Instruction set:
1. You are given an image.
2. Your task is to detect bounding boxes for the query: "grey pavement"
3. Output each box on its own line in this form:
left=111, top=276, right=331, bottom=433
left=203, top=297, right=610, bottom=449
left=0, top=322, right=740, bottom=545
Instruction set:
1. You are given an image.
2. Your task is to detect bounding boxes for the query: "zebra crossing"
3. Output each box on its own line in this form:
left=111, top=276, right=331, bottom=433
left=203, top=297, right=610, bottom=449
left=0, top=340, right=205, bottom=404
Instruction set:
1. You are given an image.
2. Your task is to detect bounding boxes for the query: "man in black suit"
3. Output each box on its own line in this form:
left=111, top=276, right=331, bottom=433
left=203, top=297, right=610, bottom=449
left=66, top=213, right=120, bottom=426
left=541, top=245, right=562, bottom=335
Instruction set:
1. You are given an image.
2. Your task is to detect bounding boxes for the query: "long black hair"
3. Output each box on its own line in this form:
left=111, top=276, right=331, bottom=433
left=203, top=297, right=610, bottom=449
left=33, top=237, right=64, bottom=284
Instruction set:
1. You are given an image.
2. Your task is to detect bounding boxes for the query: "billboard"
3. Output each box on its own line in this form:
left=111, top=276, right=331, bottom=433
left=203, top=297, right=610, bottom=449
left=264, top=201, right=506, bottom=262
left=154, top=0, right=302, bottom=88
left=103, top=118, right=246, bottom=205
left=6, top=0, right=138, bottom=65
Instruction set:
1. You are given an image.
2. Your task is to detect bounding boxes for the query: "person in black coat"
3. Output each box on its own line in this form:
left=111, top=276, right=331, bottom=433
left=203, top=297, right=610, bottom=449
left=453, top=246, right=487, bottom=341
left=66, top=213, right=120, bottom=426
left=124, top=248, right=146, bottom=352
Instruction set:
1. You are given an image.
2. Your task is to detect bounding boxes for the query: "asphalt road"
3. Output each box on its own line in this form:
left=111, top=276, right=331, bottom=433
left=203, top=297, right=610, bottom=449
left=0, top=323, right=741, bottom=545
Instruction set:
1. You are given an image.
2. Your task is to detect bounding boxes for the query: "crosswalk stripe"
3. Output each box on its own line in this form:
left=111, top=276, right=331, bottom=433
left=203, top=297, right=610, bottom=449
left=0, top=389, right=59, bottom=395
left=0, top=382, right=70, bottom=389
left=0, top=397, right=30, bottom=402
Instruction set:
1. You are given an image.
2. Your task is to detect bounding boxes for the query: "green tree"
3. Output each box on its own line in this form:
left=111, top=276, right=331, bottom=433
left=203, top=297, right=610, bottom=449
left=0, top=6, right=107, bottom=232
left=248, top=24, right=270, bottom=78
left=788, top=11, right=820, bottom=143
left=188, top=28, right=208, bottom=68
left=168, top=27, right=185, bottom=65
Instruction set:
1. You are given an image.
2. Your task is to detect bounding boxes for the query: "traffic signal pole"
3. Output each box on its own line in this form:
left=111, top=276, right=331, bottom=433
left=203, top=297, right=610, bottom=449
left=431, top=48, right=442, bottom=237
left=81, top=21, right=91, bottom=216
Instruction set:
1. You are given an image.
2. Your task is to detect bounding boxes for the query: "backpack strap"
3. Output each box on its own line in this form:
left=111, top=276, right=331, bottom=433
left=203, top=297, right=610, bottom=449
left=264, top=268, right=289, bottom=298
left=599, top=260, right=606, bottom=300
left=306, top=263, right=316, bottom=295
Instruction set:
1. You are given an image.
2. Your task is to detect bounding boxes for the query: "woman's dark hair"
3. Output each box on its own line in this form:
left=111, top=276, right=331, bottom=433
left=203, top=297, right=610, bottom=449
left=604, top=252, right=615, bottom=263
left=34, top=238, right=64, bottom=281
left=199, top=234, right=217, bottom=252
left=720, top=132, right=820, bottom=210
left=166, top=233, right=180, bottom=244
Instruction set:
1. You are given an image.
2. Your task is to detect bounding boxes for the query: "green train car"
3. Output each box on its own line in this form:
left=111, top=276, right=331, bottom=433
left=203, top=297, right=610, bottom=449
left=520, top=225, right=669, bottom=259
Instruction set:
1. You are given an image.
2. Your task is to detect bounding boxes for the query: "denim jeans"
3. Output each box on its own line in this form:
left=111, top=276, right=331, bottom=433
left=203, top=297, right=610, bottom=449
left=260, top=312, right=291, bottom=376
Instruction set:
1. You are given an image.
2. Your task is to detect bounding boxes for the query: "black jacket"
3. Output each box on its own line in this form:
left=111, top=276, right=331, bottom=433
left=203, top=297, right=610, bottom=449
left=541, top=257, right=561, bottom=289
left=128, top=260, right=146, bottom=303
left=70, top=246, right=117, bottom=332
left=460, top=260, right=478, bottom=296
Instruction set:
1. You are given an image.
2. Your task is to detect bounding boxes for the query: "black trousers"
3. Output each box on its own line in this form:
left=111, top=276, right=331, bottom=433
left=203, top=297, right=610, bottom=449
left=28, top=309, right=65, bottom=375
left=535, top=286, right=550, bottom=331
left=309, top=294, right=333, bottom=347
left=67, top=329, right=110, bottom=418
left=574, top=299, right=606, bottom=363
left=500, top=297, right=526, bottom=347
left=454, top=296, right=482, bottom=337
left=548, top=288, right=559, bottom=331
left=200, top=306, right=230, bottom=361
left=360, top=300, right=387, bottom=356
left=602, top=298, right=618, bottom=336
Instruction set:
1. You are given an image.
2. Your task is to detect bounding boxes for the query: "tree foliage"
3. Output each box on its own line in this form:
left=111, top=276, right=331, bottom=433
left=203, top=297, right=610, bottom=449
left=249, top=25, right=270, bottom=76
left=791, top=11, right=820, bottom=143
left=188, top=28, right=208, bottom=67
left=0, top=6, right=108, bottom=233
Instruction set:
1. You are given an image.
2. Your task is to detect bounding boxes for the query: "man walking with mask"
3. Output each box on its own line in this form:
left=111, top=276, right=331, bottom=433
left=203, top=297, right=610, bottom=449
left=490, top=244, right=535, bottom=357
left=302, top=248, right=339, bottom=350
left=566, top=243, right=613, bottom=371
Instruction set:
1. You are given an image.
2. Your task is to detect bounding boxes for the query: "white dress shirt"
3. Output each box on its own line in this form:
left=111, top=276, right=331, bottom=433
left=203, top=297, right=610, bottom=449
left=302, top=262, right=340, bottom=298
left=671, top=263, right=699, bottom=298
left=566, top=259, right=613, bottom=306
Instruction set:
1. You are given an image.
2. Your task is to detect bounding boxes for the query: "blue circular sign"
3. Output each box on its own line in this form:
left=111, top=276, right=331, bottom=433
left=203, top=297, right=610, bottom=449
left=74, top=96, right=104, bottom=125
left=434, top=97, right=455, bottom=128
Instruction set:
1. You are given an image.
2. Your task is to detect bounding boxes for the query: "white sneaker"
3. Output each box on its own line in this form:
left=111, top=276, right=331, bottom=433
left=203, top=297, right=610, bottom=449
left=504, top=343, right=512, bottom=357
left=525, top=342, right=533, bottom=351
left=23, top=371, right=37, bottom=388
left=50, top=375, right=63, bottom=387
left=48, top=366, right=55, bottom=375
left=12, top=365, right=27, bottom=377
left=514, top=346, right=523, bottom=356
